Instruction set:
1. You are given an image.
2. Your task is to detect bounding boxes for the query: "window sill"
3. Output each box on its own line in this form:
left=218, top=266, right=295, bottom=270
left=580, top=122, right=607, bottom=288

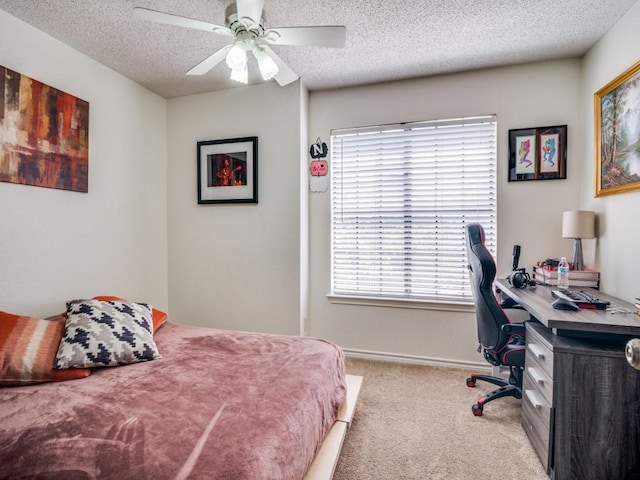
left=326, top=294, right=475, bottom=312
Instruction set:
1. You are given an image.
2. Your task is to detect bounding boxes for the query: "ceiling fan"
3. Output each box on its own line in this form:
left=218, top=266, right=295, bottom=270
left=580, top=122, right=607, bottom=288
left=133, top=0, right=346, bottom=86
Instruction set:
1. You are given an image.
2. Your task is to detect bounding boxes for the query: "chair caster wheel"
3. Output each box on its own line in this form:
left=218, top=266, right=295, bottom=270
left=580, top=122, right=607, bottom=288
left=466, top=377, right=476, bottom=388
left=472, top=404, right=483, bottom=416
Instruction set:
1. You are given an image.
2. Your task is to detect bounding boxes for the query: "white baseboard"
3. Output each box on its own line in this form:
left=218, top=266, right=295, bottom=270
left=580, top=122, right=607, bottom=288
left=343, top=348, right=491, bottom=371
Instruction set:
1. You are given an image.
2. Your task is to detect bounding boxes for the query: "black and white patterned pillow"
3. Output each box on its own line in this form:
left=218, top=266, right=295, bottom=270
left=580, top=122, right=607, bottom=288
left=54, top=300, right=161, bottom=369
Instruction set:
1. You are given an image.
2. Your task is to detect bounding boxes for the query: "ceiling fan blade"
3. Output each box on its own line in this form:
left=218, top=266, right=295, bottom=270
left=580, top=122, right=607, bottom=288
left=263, top=26, right=346, bottom=48
left=133, top=7, right=233, bottom=36
left=186, top=45, right=233, bottom=75
left=236, top=0, right=265, bottom=26
left=261, top=46, right=299, bottom=86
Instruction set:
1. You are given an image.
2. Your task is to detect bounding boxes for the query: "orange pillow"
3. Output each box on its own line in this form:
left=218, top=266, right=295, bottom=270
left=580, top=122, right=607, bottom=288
left=0, top=311, right=91, bottom=386
left=92, top=296, right=168, bottom=333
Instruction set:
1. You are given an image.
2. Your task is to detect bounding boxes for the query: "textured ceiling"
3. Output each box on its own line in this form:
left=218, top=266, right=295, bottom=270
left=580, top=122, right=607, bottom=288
left=0, top=0, right=637, bottom=99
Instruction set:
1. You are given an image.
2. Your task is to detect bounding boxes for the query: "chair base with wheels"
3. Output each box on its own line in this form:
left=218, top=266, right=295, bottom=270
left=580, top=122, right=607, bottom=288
left=466, top=366, right=523, bottom=416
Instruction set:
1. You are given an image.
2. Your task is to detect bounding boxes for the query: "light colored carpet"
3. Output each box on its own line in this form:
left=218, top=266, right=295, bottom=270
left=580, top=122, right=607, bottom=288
left=333, top=357, right=548, bottom=480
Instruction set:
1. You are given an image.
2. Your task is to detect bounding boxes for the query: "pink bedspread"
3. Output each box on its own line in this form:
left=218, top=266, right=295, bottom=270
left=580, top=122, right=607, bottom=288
left=0, top=322, right=346, bottom=480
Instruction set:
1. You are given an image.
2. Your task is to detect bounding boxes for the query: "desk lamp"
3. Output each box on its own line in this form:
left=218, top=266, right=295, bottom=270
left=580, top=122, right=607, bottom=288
left=562, top=211, right=595, bottom=271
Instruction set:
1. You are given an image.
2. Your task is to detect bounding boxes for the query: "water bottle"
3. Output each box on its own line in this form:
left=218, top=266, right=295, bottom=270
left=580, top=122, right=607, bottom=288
left=557, top=257, right=570, bottom=289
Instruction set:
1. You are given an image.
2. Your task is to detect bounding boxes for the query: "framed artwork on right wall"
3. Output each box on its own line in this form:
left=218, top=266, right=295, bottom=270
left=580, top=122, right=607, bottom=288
left=594, top=59, right=640, bottom=197
left=508, top=125, right=567, bottom=182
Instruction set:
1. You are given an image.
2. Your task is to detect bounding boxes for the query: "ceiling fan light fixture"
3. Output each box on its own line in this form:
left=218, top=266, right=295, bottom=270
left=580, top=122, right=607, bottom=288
left=226, top=41, right=249, bottom=84
left=225, top=43, right=247, bottom=71
left=253, top=46, right=279, bottom=81
left=229, top=64, right=249, bottom=84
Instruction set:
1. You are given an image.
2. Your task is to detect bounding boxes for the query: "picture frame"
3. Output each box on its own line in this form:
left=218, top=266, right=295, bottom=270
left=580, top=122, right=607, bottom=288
left=508, top=125, right=567, bottom=181
left=0, top=65, right=89, bottom=192
left=594, top=60, right=640, bottom=197
left=197, top=136, right=258, bottom=204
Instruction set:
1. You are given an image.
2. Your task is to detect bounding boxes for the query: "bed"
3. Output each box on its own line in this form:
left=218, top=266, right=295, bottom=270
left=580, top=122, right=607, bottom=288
left=0, top=304, right=359, bottom=480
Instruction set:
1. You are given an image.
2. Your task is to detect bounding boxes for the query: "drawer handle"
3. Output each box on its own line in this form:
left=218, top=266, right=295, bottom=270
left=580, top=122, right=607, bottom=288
left=525, top=389, right=543, bottom=409
left=529, top=367, right=545, bottom=385
left=529, top=343, right=546, bottom=360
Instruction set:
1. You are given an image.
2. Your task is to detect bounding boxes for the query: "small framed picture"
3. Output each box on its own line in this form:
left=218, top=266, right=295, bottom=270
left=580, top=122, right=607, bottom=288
left=197, top=137, right=258, bottom=204
left=539, top=132, right=561, bottom=174
left=508, top=125, right=567, bottom=181
left=514, top=134, right=536, bottom=175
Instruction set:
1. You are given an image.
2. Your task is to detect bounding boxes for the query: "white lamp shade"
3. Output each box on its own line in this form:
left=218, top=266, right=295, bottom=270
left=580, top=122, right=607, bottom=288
left=562, top=211, right=595, bottom=239
left=253, top=46, right=279, bottom=81
left=225, top=44, right=247, bottom=71
left=229, top=64, right=248, bottom=84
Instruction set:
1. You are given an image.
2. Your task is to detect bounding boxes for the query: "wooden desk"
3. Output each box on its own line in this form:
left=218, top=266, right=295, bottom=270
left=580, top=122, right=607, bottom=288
left=494, top=279, right=640, bottom=480
left=494, top=278, right=640, bottom=337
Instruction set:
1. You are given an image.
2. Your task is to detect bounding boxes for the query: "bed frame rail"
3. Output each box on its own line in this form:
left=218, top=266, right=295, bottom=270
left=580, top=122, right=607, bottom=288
left=303, top=374, right=363, bottom=480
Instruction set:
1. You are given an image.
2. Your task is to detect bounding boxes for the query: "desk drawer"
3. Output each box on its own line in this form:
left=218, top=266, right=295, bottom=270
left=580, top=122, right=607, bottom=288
left=526, top=324, right=554, bottom=378
left=525, top=350, right=554, bottom=404
left=522, top=373, right=552, bottom=431
left=522, top=378, right=553, bottom=473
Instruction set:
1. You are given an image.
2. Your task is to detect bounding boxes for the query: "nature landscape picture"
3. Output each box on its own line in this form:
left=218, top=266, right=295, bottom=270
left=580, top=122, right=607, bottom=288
left=599, top=65, right=640, bottom=192
left=0, top=66, right=89, bottom=192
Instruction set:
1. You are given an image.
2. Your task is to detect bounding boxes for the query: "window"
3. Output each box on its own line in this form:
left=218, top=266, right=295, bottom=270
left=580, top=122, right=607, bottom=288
left=330, top=115, right=497, bottom=305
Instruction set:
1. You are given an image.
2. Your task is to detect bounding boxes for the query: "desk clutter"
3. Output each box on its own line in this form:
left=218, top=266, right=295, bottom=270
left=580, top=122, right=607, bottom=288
left=551, top=288, right=610, bottom=310
left=635, top=297, right=640, bottom=317
left=532, top=264, right=600, bottom=288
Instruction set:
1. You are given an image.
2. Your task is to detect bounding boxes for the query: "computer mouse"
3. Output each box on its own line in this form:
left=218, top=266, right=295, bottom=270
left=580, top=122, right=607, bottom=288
left=552, top=298, right=579, bottom=311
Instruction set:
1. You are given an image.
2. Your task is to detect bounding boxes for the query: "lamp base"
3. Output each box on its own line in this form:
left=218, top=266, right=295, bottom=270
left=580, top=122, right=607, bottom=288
left=571, top=238, right=584, bottom=271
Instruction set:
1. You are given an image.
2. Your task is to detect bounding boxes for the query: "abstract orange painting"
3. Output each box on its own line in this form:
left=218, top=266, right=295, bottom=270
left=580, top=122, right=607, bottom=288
left=0, top=66, right=89, bottom=192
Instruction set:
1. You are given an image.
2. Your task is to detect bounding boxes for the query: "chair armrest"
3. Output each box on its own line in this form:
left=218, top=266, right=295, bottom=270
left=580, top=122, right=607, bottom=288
left=498, top=323, right=526, bottom=346
left=501, top=323, right=526, bottom=335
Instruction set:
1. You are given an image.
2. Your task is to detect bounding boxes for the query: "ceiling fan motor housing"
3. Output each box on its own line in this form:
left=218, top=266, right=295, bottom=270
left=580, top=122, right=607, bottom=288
left=225, top=3, right=265, bottom=37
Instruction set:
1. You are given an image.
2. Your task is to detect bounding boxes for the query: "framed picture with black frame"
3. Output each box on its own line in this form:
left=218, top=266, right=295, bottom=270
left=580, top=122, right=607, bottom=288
left=197, top=136, right=258, bottom=204
left=508, top=125, right=567, bottom=181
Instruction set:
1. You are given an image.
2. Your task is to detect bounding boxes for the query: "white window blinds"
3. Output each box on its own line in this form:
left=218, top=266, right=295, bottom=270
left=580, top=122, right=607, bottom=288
left=330, top=115, right=497, bottom=303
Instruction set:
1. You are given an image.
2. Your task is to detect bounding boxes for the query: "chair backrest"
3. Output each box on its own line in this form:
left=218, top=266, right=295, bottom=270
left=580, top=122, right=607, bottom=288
left=465, top=223, right=511, bottom=350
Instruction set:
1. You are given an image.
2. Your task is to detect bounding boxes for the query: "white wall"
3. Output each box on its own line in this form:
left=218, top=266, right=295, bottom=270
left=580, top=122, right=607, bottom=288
left=308, top=60, right=583, bottom=364
left=581, top=1, right=640, bottom=303
left=166, top=82, right=303, bottom=335
left=0, top=10, right=168, bottom=317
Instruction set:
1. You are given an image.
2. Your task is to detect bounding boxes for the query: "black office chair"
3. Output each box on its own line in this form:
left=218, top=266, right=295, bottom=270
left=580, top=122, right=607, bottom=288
left=464, top=223, right=527, bottom=416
